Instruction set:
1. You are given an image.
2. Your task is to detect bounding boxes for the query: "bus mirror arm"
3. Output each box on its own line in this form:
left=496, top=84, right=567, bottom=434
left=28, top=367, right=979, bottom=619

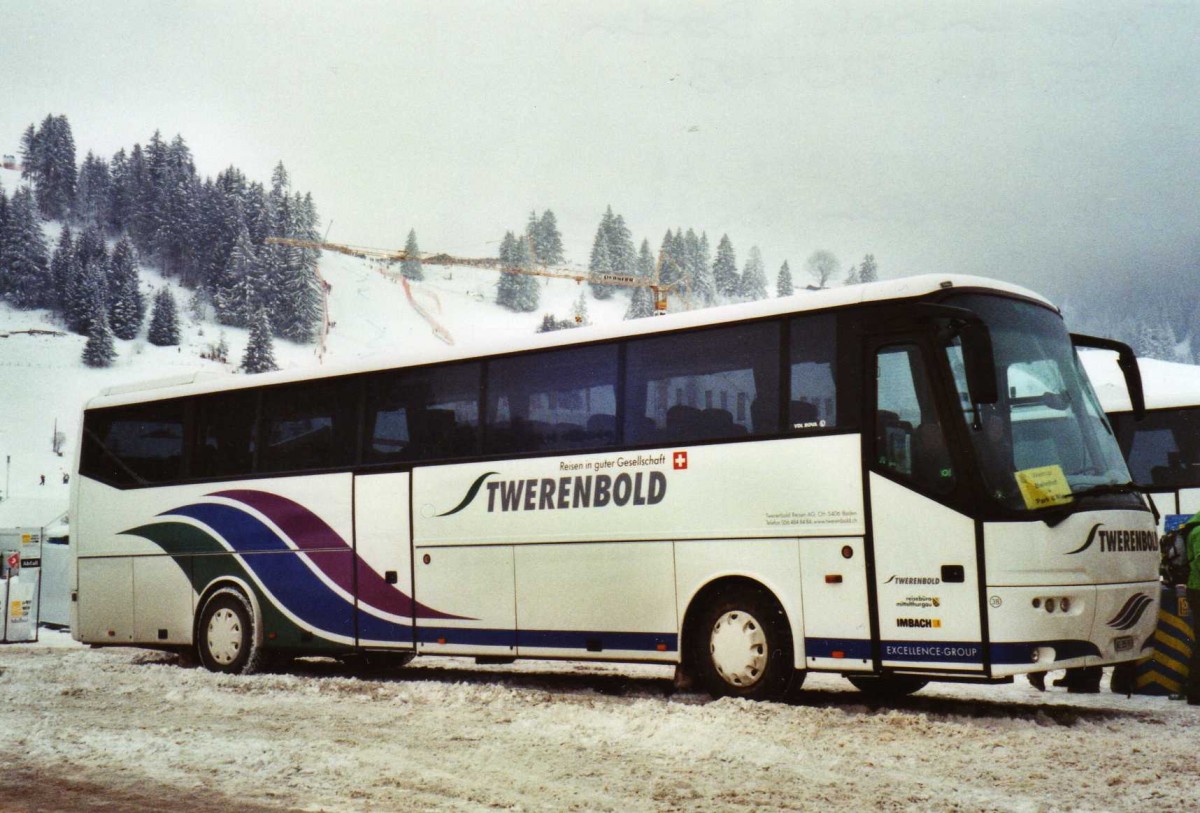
left=1070, top=334, right=1145, bottom=421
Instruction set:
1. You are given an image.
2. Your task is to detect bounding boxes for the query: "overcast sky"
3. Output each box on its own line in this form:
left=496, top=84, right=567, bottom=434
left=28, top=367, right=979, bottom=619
left=2, top=2, right=1198, bottom=297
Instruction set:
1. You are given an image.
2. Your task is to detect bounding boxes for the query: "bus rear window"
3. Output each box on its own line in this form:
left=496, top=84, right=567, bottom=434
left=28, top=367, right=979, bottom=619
left=81, top=402, right=185, bottom=487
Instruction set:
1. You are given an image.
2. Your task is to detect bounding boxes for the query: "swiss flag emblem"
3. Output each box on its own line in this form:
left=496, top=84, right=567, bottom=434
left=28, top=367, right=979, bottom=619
left=673, top=451, right=688, bottom=470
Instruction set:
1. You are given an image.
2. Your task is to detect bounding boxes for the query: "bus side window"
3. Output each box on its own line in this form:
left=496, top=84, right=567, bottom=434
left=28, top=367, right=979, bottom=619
left=260, top=379, right=359, bottom=473
left=875, top=344, right=954, bottom=493
left=485, top=345, right=618, bottom=455
left=624, top=321, right=780, bottom=444
left=80, top=401, right=185, bottom=487
left=364, top=362, right=482, bottom=463
left=193, top=390, right=257, bottom=478
left=789, top=314, right=837, bottom=431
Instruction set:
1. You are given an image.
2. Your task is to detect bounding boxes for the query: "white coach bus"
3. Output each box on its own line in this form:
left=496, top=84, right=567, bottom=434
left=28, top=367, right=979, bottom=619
left=72, top=275, right=1159, bottom=700
left=1084, top=353, right=1200, bottom=524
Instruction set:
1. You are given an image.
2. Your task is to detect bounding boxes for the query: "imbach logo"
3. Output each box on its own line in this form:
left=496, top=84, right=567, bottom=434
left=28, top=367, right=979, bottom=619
left=438, top=470, right=668, bottom=516
left=1066, top=523, right=1157, bottom=555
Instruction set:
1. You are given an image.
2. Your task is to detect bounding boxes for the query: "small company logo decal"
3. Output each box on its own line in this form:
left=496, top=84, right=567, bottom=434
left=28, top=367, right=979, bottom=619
left=884, top=575, right=941, bottom=585
left=673, top=451, right=688, bottom=470
left=1106, top=593, right=1154, bottom=630
left=896, top=618, right=941, bottom=628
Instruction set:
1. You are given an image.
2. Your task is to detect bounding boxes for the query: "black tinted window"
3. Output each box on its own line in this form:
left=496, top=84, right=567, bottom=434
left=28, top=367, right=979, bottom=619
left=624, top=321, right=780, bottom=444
left=789, top=315, right=837, bottom=430
left=193, top=390, right=257, bottom=478
left=260, top=380, right=359, bottom=473
left=81, top=401, right=185, bottom=486
left=486, top=345, right=618, bottom=454
left=364, top=362, right=482, bottom=463
left=1115, top=408, right=1200, bottom=488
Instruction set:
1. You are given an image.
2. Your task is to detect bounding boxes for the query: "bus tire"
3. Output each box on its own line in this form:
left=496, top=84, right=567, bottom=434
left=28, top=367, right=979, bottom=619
left=196, top=587, right=266, bottom=675
left=691, top=585, right=793, bottom=701
left=846, top=674, right=928, bottom=698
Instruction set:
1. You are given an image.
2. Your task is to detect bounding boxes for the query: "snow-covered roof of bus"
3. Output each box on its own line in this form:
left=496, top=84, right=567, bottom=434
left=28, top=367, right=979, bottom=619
left=86, top=273, right=1051, bottom=410
left=1081, top=351, right=1200, bottom=414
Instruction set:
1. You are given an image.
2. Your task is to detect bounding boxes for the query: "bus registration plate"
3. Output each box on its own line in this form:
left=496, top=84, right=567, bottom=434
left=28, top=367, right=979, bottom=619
left=1113, top=636, right=1134, bottom=653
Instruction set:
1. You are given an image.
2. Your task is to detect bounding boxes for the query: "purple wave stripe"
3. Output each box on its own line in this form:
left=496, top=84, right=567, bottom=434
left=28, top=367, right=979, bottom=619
left=211, top=489, right=464, bottom=621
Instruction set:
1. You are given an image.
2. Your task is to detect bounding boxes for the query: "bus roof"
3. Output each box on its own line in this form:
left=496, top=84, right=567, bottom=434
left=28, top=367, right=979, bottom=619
left=85, top=273, right=1051, bottom=411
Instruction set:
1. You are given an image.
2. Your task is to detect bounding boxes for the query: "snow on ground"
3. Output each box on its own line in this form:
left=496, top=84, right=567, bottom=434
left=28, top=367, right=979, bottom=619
left=1, top=634, right=1197, bottom=812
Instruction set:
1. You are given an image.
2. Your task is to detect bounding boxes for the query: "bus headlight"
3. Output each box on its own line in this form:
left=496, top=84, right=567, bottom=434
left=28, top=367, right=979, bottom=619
left=1060, top=597, right=1070, bottom=612
left=1045, top=598, right=1056, bottom=613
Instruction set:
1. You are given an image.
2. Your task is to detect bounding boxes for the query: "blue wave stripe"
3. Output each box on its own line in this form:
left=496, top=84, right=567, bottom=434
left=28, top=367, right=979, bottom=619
left=168, top=503, right=412, bottom=643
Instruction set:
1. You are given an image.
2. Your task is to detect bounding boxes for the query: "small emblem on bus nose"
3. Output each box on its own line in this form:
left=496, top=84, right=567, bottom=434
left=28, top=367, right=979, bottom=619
left=673, top=451, right=688, bottom=470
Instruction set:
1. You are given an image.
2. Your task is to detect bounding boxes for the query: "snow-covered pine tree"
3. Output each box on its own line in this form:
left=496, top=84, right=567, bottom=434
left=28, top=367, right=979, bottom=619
left=273, top=191, right=323, bottom=342
left=0, top=188, right=8, bottom=250
left=608, top=214, right=636, bottom=278
left=215, top=221, right=262, bottom=328
left=19, top=124, right=38, bottom=184
left=108, top=239, right=145, bottom=340
left=241, top=309, right=279, bottom=373
left=692, top=231, right=717, bottom=307
left=588, top=235, right=616, bottom=299
left=63, top=255, right=91, bottom=334
left=657, top=230, right=683, bottom=287
left=81, top=294, right=117, bottom=368
left=776, top=260, right=794, bottom=297
left=73, top=151, right=111, bottom=228
left=844, top=263, right=860, bottom=285
left=511, top=235, right=540, bottom=311
left=712, top=234, right=739, bottom=298
left=537, top=210, right=564, bottom=264
left=147, top=288, right=181, bottom=346
left=106, top=148, right=133, bottom=235
left=401, top=228, right=424, bottom=280
left=739, top=246, right=768, bottom=301
left=588, top=209, right=618, bottom=300
left=0, top=186, right=52, bottom=309
left=624, top=285, right=655, bottom=320
left=859, top=254, right=879, bottom=283
left=30, top=115, right=77, bottom=221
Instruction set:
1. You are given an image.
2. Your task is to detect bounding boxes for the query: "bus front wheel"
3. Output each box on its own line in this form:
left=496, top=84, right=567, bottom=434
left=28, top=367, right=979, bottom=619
left=197, top=587, right=266, bottom=675
left=691, top=585, right=793, bottom=701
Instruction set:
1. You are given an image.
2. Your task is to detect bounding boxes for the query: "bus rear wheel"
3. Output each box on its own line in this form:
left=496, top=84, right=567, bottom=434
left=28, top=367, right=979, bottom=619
left=846, top=674, right=928, bottom=698
left=197, top=587, right=265, bottom=675
left=691, top=585, right=793, bottom=701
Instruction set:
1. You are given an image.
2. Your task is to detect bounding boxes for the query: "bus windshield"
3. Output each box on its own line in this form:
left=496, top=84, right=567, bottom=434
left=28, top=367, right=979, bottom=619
left=944, top=295, right=1131, bottom=511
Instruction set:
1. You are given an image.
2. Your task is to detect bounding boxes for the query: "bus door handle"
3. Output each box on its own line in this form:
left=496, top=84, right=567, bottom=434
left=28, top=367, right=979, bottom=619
left=941, top=565, right=965, bottom=583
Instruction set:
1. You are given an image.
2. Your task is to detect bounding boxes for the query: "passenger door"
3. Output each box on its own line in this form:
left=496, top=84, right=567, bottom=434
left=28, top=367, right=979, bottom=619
left=866, top=339, right=985, bottom=673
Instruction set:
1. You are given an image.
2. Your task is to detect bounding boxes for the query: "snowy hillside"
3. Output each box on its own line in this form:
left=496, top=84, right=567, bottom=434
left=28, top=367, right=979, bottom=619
left=0, top=165, right=634, bottom=512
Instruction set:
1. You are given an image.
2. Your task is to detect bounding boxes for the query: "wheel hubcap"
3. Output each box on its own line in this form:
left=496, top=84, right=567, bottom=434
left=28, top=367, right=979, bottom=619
left=207, top=608, right=243, bottom=665
left=710, top=610, right=767, bottom=687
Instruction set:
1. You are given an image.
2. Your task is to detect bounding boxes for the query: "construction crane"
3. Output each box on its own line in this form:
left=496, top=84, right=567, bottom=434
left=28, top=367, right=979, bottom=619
left=265, top=236, right=685, bottom=315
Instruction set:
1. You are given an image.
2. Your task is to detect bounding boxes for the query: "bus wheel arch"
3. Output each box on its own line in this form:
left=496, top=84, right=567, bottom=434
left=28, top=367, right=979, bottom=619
left=194, top=580, right=267, bottom=675
left=682, top=577, right=797, bottom=701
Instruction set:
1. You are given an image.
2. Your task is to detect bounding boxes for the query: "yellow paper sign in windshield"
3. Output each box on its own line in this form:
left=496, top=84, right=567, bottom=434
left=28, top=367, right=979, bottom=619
left=1015, top=464, right=1073, bottom=510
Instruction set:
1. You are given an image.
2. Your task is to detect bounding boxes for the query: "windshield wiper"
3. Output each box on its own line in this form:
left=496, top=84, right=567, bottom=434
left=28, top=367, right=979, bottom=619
left=1070, top=482, right=1139, bottom=500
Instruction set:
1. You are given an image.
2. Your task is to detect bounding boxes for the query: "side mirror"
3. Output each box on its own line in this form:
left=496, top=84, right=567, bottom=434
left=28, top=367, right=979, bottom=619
left=960, top=321, right=999, bottom=405
left=1070, top=334, right=1145, bottom=420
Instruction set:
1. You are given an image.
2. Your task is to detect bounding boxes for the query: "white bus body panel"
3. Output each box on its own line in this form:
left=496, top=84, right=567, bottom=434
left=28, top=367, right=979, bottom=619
left=796, top=537, right=872, bottom=671
left=413, top=436, right=864, bottom=664
left=869, top=474, right=982, bottom=672
left=353, top=473, right=415, bottom=649
left=984, top=509, right=1158, bottom=676
left=515, top=542, right=676, bottom=661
